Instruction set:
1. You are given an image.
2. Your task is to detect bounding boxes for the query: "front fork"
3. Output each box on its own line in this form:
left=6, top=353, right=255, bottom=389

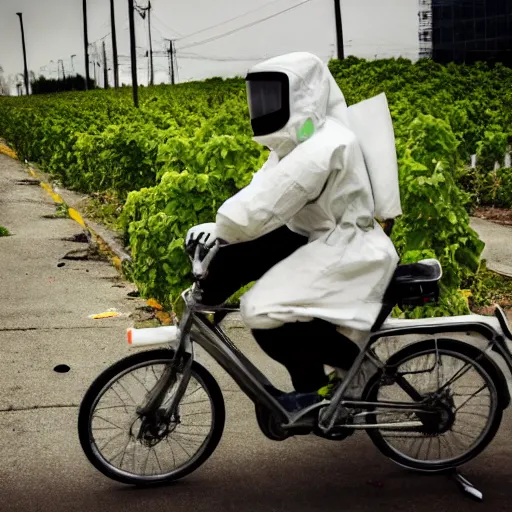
left=136, top=306, right=195, bottom=420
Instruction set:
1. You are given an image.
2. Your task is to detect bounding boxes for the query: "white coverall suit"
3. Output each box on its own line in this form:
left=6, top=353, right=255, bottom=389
left=214, top=53, right=400, bottom=336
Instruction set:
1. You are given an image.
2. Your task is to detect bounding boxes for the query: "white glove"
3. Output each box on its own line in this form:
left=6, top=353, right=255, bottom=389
left=185, top=223, right=217, bottom=257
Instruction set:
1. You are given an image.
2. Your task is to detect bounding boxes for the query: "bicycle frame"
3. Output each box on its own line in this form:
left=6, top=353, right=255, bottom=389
left=138, top=281, right=512, bottom=435
left=135, top=241, right=512, bottom=434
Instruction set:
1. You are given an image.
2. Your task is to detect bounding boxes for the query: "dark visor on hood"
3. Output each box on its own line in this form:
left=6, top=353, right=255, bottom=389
left=246, top=71, right=290, bottom=136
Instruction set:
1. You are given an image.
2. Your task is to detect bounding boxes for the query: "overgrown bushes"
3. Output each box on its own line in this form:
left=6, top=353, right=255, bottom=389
left=1, top=59, right=512, bottom=314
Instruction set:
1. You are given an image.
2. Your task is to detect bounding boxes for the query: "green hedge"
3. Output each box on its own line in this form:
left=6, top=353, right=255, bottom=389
left=1, top=58, right=512, bottom=315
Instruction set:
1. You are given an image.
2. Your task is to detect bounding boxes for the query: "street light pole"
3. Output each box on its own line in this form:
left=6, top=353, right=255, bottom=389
left=147, top=1, right=154, bottom=86
left=82, top=0, right=90, bottom=90
left=15, top=12, right=30, bottom=95
left=71, top=54, right=77, bottom=75
left=110, top=0, right=119, bottom=87
left=333, top=0, right=344, bottom=60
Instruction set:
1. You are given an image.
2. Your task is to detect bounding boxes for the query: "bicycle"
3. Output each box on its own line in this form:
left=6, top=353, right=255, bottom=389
left=78, top=241, right=512, bottom=500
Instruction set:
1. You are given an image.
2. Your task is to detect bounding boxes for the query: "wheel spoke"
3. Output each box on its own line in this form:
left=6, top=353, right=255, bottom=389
left=173, top=436, right=192, bottom=458
left=437, top=363, right=473, bottom=393
left=112, top=436, right=132, bottom=469
left=425, top=436, right=433, bottom=461
left=455, top=385, right=488, bottom=411
left=438, top=434, right=452, bottom=457
left=93, top=415, right=123, bottom=430
left=115, top=380, right=138, bottom=407
left=153, top=447, right=163, bottom=474
left=165, top=438, right=177, bottom=469
left=131, top=370, right=152, bottom=394
left=98, top=431, right=125, bottom=452
left=109, top=385, right=130, bottom=414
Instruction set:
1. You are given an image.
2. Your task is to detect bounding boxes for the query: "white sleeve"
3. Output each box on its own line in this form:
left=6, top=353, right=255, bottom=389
left=215, top=141, right=335, bottom=243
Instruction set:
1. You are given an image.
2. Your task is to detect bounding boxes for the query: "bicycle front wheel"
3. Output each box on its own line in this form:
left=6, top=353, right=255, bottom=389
left=364, top=339, right=503, bottom=472
left=78, top=349, right=225, bottom=485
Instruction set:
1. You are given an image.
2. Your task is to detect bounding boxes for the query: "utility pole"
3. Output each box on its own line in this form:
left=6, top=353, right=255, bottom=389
left=167, top=40, right=173, bottom=84
left=91, top=59, right=97, bottom=86
left=127, top=0, right=139, bottom=107
left=58, top=59, right=66, bottom=80
left=102, top=41, right=109, bottom=88
left=82, top=0, right=90, bottom=90
left=167, top=39, right=175, bottom=85
left=333, top=0, right=344, bottom=60
left=110, top=0, right=119, bottom=87
left=147, top=1, right=154, bottom=86
left=15, top=13, right=30, bottom=95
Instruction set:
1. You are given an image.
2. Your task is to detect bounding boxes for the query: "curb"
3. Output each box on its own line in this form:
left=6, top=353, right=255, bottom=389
left=0, top=142, right=17, bottom=160
left=0, top=141, right=173, bottom=324
left=26, top=166, right=132, bottom=271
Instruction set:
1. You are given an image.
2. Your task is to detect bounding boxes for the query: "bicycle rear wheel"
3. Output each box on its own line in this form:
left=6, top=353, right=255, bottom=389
left=78, top=349, right=225, bottom=485
left=364, top=339, right=503, bottom=472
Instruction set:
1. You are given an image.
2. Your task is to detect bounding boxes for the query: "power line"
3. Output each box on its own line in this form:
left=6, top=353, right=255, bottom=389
left=176, top=52, right=273, bottom=62
left=88, top=31, right=111, bottom=47
left=152, top=12, right=183, bottom=37
left=175, top=0, right=287, bottom=43
left=177, top=0, right=317, bottom=51
left=176, top=51, right=332, bottom=62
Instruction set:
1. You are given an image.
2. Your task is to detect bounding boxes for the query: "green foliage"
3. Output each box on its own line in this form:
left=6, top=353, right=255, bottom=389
left=119, top=130, right=267, bottom=305
left=81, top=192, right=124, bottom=232
left=0, top=225, right=10, bottom=237
left=55, top=202, right=69, bottom=218
left=478, top=167, right=512, bottom=208
left=1, top=58, right=511, bottom=315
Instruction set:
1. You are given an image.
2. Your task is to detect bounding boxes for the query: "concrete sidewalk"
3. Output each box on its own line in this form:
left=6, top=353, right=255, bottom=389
left=1, top=153, right=512, bottom=512
left=471, top=217, right=512, bottom=277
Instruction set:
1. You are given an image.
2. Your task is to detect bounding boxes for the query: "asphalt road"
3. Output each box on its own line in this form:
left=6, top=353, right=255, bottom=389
left=1, top=153, right=511, bottom=512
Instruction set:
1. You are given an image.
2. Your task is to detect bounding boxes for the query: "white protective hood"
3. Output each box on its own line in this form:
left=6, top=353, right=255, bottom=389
left=248, top=52, right=349, bottom=157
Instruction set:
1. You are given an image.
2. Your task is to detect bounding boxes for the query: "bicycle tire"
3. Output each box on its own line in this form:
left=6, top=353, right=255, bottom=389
left=78, top=349, right=225, bottom=485
left=364, top=338, right=503, bottom=472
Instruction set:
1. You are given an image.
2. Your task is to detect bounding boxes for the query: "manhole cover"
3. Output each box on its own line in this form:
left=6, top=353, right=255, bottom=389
left=53, top=364, right=70, bottom=373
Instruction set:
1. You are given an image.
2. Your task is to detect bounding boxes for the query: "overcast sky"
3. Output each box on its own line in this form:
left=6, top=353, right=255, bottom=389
left=0, top=0, right=419, bottom=88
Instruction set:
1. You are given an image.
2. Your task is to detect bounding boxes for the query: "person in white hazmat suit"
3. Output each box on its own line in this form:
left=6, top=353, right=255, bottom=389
left=186, top=52, right=400, bottom=412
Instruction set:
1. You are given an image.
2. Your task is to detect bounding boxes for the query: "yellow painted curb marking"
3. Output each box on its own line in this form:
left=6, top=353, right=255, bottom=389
left=40, top=182, right=64, bottom=203
left=0, top=143, right=18, bottom=160
left=18, top=161, right=170, bottom=327
left=68, top=207, right=86, bottom=228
